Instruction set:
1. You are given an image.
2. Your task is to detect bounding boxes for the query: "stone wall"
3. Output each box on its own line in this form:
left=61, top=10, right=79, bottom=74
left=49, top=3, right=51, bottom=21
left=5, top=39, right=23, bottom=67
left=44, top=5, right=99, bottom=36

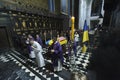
left=0, top=0, right=48, bottom=10
left=0, top=0, right=62, bottom=14
left=54, top=0, right=61, bottom=14
left=103, top=0, right=119, bottom=30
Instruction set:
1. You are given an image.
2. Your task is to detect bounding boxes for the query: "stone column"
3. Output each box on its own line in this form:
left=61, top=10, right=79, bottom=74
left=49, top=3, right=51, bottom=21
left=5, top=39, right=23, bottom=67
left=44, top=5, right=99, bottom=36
left=78, top=0, right=93, bottom=29
left=86, top=0, right=93, bottom=28
left=101, top=0, right=104, bottom=17
left=79, top=0, right=87, bottom=29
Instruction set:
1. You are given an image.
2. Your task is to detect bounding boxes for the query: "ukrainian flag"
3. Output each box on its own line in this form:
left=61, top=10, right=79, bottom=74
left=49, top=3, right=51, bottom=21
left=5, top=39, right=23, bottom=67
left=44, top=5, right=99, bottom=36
left=82, top=20, right=89, bottom=53
left=45, top=40, right=53, bottom=46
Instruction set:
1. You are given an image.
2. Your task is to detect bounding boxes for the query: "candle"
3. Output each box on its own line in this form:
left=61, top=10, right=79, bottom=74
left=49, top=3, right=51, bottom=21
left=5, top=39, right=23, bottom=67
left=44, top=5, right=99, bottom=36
left=71, top=16, right=75, bottom=41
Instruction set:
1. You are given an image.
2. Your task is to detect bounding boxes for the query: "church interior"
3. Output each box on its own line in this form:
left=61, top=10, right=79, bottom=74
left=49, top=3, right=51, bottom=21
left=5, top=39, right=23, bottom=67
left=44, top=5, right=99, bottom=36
left=0, top=0, right=120, bottom=80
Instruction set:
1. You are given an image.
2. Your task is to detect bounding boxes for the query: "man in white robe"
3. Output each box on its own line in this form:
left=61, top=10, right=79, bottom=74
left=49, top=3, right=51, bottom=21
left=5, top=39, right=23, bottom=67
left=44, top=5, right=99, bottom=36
left=30, top=39, right=45, bottom=68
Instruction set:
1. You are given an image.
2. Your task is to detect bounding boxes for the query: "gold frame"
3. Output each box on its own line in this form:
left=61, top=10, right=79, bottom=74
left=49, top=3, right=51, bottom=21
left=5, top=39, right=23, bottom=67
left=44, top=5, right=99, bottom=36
left=22, top=21, right=26, bottom=28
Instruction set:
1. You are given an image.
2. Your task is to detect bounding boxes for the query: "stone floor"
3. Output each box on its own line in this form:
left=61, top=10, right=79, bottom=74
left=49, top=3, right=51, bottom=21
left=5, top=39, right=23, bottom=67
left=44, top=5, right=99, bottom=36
left=0, top=50, right=34, bottom=80
left=0, top=48, right=91, bottom=80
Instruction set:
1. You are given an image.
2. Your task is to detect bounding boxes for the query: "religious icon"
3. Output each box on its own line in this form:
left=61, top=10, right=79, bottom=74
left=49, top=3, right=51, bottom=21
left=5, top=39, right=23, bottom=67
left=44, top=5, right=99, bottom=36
left=15, top=22, right=18, bottom=27
left=30, top=22, right=32, bottom=27
left=22, top=21, right=26, bottom=28
left=35, top=22, right=37, bottom=27
left=17, top=32, right=21, bottom=35
left=43, top=22, right=45, bottom=27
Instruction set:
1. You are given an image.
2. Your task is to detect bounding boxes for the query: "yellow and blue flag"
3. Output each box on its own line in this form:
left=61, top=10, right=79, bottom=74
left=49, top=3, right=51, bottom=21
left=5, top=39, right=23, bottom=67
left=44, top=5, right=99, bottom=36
left=82, top=20, right=89, bottom=43
left=82, top=20, right=89, bottom=53
left=45, top=40, right=53, bottom=46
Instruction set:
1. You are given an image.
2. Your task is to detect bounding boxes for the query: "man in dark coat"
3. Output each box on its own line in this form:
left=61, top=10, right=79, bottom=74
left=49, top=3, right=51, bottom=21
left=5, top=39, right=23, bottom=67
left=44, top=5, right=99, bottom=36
left=51, top=37, right=64, bottom=72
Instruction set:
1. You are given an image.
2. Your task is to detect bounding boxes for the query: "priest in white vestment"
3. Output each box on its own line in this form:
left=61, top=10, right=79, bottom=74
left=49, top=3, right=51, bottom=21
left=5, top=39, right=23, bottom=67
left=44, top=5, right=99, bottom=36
left=30, top=39, right=45, bottom=68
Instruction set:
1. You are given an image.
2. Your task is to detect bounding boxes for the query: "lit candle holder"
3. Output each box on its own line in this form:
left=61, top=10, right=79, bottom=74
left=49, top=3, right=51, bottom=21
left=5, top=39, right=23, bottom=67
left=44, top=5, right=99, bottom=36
left=71, top=16, right=75, bottom=41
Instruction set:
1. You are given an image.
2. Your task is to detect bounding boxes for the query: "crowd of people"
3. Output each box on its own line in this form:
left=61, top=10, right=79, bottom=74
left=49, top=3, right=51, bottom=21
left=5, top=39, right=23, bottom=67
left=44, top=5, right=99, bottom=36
left=13, top=26, right=105, bottom=73
left=12, top=24, right=120, bottom=80
left=13, top=30, right=83, bottom=72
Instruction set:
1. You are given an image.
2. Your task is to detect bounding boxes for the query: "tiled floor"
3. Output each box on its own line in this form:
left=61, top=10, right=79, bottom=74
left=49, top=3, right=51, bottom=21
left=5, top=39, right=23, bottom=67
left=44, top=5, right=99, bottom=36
left=0, top=47, right=91, bottom=80
left=0, top=51, right=35, bottom=80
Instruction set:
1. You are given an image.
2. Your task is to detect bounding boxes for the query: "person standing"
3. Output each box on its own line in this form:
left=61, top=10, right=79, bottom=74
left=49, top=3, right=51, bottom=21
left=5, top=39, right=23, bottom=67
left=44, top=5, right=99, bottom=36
left=74, top=32, right=79, bottom=46
left=36, top=34, right=43, bottom=47
left=26, top=37, right=35, bottom=59
left=20, top=33, right=27, bottom=54
left=73, top=40, right=77, bottom=56
left=30, top=38, right=45, bottom=68
left=51, top=37, right=64, bottom=72
left=66, top=30, right=70, bottom=42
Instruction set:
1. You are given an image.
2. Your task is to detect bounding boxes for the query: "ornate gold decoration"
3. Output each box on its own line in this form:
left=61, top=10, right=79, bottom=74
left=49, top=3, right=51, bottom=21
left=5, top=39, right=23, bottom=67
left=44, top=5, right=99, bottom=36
left=22, top=21, right=26, bottom=27
left=35, top=22, right=37, bottom=27
left=30, top=22, right=32, bottom=27
left=15, top=22, right=18, bottom=27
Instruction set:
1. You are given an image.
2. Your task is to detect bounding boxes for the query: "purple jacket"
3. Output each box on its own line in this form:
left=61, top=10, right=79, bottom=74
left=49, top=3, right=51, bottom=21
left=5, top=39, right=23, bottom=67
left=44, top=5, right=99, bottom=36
left=52, top=41, right=64, bottom=66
